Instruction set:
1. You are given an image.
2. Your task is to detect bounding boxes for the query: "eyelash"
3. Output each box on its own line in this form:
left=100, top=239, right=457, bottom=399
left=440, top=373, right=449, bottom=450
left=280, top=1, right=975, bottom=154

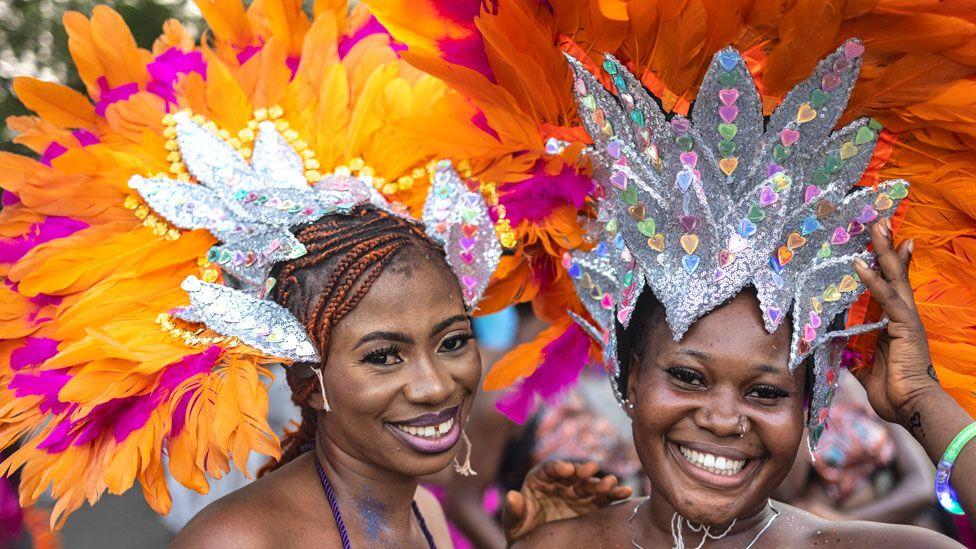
left=359, top=332, right=473, bottom=366
left=665, top=367, right=790, bottom=400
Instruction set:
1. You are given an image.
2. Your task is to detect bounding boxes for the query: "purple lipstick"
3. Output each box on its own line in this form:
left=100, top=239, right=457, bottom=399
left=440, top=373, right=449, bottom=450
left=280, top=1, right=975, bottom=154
left=386, top=404, right=462, bottom=454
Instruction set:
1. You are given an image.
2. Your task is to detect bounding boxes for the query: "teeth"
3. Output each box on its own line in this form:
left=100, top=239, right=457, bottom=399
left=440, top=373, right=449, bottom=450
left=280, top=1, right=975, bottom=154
left=678, top=445, right=746, bottom=476
left=395, top=417, right=454, bottom=439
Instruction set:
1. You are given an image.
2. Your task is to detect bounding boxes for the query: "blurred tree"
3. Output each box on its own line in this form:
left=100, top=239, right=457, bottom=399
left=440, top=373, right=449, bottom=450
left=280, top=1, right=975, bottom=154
left=0, top=0, right=200, bottom=153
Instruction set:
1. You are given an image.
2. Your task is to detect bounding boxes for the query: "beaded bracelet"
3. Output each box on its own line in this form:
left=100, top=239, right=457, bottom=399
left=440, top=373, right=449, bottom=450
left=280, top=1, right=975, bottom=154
left=935, top=422, right=976, bottom=515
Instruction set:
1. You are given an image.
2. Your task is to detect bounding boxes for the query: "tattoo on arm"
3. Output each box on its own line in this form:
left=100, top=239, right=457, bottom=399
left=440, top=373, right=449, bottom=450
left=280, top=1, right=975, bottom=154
left=907, top=412, right=925, bottom=439
left=927, top=364, right=939, bottom=383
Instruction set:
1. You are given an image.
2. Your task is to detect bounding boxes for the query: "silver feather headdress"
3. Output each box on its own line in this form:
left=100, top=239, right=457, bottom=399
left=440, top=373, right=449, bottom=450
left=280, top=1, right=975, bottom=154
left=130, top=110, right=501, bottom=365
left=563, top=39, right=907, bottom=449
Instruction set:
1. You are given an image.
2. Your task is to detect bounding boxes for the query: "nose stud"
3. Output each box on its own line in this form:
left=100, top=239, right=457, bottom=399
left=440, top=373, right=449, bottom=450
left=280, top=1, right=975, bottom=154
left=738, top=415, right=747, bottom=438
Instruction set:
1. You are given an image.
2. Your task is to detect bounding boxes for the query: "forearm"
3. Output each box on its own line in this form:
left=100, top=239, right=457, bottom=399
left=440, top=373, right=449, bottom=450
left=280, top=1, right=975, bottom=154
left=843, top=487, right=931, bottom=524
left=897, top=385, right=976, bottom=524
left=445, top=496, right=506, bottom=549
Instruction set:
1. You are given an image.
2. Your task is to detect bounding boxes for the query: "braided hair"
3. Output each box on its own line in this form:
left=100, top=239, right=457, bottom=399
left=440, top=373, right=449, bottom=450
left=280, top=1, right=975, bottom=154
left=258, top=206, right=445, bottom=475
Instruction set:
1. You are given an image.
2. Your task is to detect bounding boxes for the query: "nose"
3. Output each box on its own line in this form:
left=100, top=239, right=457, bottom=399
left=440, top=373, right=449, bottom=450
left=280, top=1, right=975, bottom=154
left=693, top=387, right=742, bottom=438
left=403, top=354, right=454, bottom=405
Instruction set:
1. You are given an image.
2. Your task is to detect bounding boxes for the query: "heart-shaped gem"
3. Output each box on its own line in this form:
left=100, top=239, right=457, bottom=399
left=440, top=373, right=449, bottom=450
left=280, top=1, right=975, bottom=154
left=595, top=241, right=610, bottom=257
left=636, top=218, right=657, bottom=237
left=858, top=204, right=878, bottom=224
left=602, top=59, right=618, bottom=74
left=717, top=50, right=739, bottom=70
left=560, top=253, right=573, bottom=269
left=646, top=144, right=661, bottom=166
left=777, top=245, right=794, bottom=266
left=848, top=219, right=865, bottom=235
left=810, top=297, right=823, bottom=314
left=461, top=275, right=478, bottom=292
left=844, top=40, right=865, bottom=59
left=812, top=170, right=830, bottom=186
left=810, top=88, right=830, bottom=108
left=804, top=185, right=821, bottom=204
left=854, top=126, right=875, bottom=145
left=461, top=224, right=478, bottom=238
left=680, top=234, right=700, bottom=254
left=682, top=254, right=701, bottom=274
left=719, top=105, right=739, bottom=123
left=803, top=324, right=817, bottom=342
left=671, top=117, right=690, bottom=133
left=638, top=128, right=651, bottom=145
left=786, top=231, right=807, bottom=249
left=817, top=242, right=832, bottom=259
left=713, top=268, right=727, bottom=282
left=838, top=274, right=858, bottom=292
left=581, top=95, right=596, bottom=110
left=568, top=262, right=582, bottom=278
left=717, top=249, right=735, bottom=267
left=773, top=273, right=785, bottom=289
left=759, top=186, right=778, bottom=207
left=612, top=74, right=626, bottom=90
left=810, top=310, right=822, bottom=328
left=817, top=200, right=838, bottom=218
left=717, top=123, right=738, bottom=140
left=747, top=204, right=766, bottom=223
left=610, top=170, right=628, bottom=190
left=773, top=144, right=791, bottom=163
left=719, top=157, right=739, bottom=175
left=824, top=154, right=843, bottom=174
left=600, top=121, right=613, bottom=136
left=831, top=226, right=851, bottom=245
left=800, top=216, right=822, bottom=236
left=676, top=135, right=694, bottom=151
left=823, top=284, right=842, bottom=302
left=676, top=170, right=695, bottom=192
left=600, top=293, right=613, bottom=310
left=834, top=55, right=851, bottom=72
left=796, top=103, right=817, bottom=124
left=874, top=193, right=894, bottom=210
left=680, top=215, right=699, bottom=232
left=821, top=72, right=842, bottom=91
left=459, top=236, right=477, bottom=250
left=621, top=185, right=638, bottom=205
left=459, top=250, right=475, bottom=264
left=718, top=88, right=740, bottom=105
left=780, top=128, right=800, bottom=146
left=839, top=141, right=858, bottom=160
left=729, top=233, right=749, bottom=252
left=630, top=109, right=646, bottom=126
left=767, top=163, right=784, bottom=177
left=737, top=219, right=758, bottom=238
left=647, top=234, right=665, bottom=252
left=679, top=151, right=698, bottom=168
left=606, top=218, right=619, bottom=233
left=574, top=78, right=587, bottom=95
left=628, top=203, right=646, bottom=221
left=767, top=307, right=783, bottom=325
left=606, top=140, right=622, bottom=159
left=244, top=251, right=257, bottom=266
left=620, top=93, right=635, bottom=109
left=889, top=182, right=908, bottom=199
left=592, top=109, right=606, bottom=126
left=717, top=140, right=736, bottom=157
left=718, top=71, right=738, bottom=86
left=869, top=118, right=883, bottom=130
left=772, top=173, right=791, bottom=192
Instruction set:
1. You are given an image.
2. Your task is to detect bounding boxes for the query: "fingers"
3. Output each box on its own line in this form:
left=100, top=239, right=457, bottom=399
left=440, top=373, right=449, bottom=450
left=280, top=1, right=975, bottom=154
left=501, top=490, right=526, bottom=532
left=870, top=219, right=916, bottom=308
left=854, top=255, right=916, bottom=325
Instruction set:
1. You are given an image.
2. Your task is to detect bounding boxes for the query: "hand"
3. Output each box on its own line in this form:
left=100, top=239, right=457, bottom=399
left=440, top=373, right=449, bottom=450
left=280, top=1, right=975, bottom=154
left=501, top=460, right=632, bottom=543
left=851, top=218, right=940, bottom=425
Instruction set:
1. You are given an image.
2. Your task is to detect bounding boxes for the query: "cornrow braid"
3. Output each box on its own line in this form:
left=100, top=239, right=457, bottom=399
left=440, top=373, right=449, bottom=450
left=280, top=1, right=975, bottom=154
left=258, top=206, right=444, bottom=476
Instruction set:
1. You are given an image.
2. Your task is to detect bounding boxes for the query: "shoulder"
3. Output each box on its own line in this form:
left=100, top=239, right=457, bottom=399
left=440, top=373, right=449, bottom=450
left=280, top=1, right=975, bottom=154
left=414, top=486, right=452, bottom=548
left=513, top=498, right=641, bottom=549
left=777, top=502, right=961, bottom=548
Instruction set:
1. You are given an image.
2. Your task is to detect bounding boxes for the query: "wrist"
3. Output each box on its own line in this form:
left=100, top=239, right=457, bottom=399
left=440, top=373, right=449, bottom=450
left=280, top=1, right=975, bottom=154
left=896, top=381, right=947, bottom=427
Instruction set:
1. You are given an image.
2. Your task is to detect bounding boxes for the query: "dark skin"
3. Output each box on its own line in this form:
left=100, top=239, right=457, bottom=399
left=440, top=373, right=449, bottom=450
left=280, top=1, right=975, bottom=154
left=173, top=253, right=629, bottom=548
left=516, top=220, right=960, bottom=548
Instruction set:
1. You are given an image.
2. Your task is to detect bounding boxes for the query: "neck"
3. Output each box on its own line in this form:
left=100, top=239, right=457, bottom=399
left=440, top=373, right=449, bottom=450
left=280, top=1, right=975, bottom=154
left=314, top=433, right=422, bottom=547
left=640, top=493, right=773, bottom=547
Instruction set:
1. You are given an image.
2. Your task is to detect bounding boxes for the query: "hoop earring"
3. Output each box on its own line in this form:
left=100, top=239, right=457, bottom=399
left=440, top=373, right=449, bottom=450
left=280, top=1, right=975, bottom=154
left=738, top=415, right=746, bottom=438
left=313, top=367, right=331, bottom=412
left=453, top=430, right=477, bottom=476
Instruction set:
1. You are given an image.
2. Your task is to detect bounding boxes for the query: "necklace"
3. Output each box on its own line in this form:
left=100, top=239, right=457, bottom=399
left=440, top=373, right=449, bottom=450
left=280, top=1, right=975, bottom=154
left=314, top=456, right=437, bottom=549
left=628, top=498, right=780, bottom=549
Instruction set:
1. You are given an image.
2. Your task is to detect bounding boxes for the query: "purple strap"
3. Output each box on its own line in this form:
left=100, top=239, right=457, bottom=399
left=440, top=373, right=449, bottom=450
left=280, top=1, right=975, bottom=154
left=315, top=455, right=436, bottom=548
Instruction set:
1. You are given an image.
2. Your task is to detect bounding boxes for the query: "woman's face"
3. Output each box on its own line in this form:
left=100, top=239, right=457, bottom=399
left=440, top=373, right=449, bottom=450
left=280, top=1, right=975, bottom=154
left=627, top=291, right=806, bottom=525
left=317, top=253, right=481, bottom=477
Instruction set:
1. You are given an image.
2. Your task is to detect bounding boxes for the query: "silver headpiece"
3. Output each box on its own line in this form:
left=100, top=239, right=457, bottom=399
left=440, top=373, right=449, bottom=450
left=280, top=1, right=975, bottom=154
left=564, top=39, right=907, bottom=448
left=131, top=111, right=501, bottom=364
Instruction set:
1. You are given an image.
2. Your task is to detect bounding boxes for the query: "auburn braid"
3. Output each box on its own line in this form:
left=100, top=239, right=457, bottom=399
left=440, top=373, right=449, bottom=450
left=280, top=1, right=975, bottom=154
left=259, top=207, right=443, bottom=475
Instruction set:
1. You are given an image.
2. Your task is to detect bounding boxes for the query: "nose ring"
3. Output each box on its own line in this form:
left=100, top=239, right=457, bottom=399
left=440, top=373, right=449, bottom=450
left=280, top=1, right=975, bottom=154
left=738, top=415, right=746, bottom=438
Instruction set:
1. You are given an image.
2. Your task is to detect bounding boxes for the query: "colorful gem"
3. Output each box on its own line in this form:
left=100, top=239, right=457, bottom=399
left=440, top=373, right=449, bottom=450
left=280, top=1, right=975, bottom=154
left=858, top=205, right=878, bottom=224
left=817, top=242, right=832, bottom=259
left=602, top=59, right=618, bottom=74
left=848, top=219, right=865, bottom=235
left=811, top=297, right=823, bottom=314
left=803, top=324, right=817, bottom=342
left=759, top=186, right=778, bottom=207
left=683, top=254, right=701, bottom=274
left=600, top=293, right=613, bottom=309
left=647, top=234, right=665, bottom=252
left=780, top=128, right=800, bottom=146
left=729, top=234, right=749, bottom=253
left=719, top=105, right=739, bottom=123
left=777, top=245, right=794, bottom=266
left=810, top=311, right=822, bottom=328
left=680, top=215, right=699, bottom=232
left=824, top=155, right=843, bottom=173
left=831, top=226, right=851, bottom=245
left=854, top=126, right=876, bottom=145
left=621, top=185, right=637, bottom=205
left=561, top=253, right=573, bottom=269
left=823, top=284, right=842, bottom=302
left=638, top=128, right=651, bottom=145
left=844, top=40, right=865, bottom=59
left=812, top=170, right=830, bottom=186
left=717, top=50, right=739, bottom=70
left=676, top=170, right=695, bottom=192
left=717, top=249, right=735, bottom=268
left=679, top=151, right=698, bottom=168
left=821, top=72, right=841, bottom=91
left=786, top=232, right=807, bottom=249
left=676, top=135, right=694, bottom=151
left=874, top=193, right=894, bottom=210
left=839, top=141, right=858, bottom=160
left=671, top=118, right=690, bottom=134
left=606, top=140, right=622, bottom=159
left=768, top=307, right=783, bottom=325
left=773, top=144, right=791, bottom=163
left=717, top=140, right=736, bottom=157
left=713, top=268, right=727, bottom=282
left=747, top=204, right=766, bottom=223
left=834, top=56, right=851, bottom=72
left=630, top=109, right=646, bottom=126
left=796, top=103, right=817, bottom=124
left=817, top=200, right=838, bottom=218
left=718, top=88, right=740, bottom=105
left=574, top=78, right=587, bottom=95
left=889, top=182, right=908, bottom=199
left=680, top=234, right=700, bottom=254
left=838, top=274, right=858, bottom=292
left=772, top=173, right=791, bottom=192
left=718, top=71, right=738, bottom=86
left=803, top=185, right=821, bottom=204
left=719, top=157, right=739, bottom=175
left=799, top=339, right=811, bottom=356
left=801, top=216, right=822, bottom=236
left=581, top=95, right=596, bottom=111
left=636, top=218, right=657, bottom=237
left=628, top=203, right=646, bottom=221
left=810, top=88, right=830, bottom=108
left=738, top=219, right=758, bottom=238
left=717, top=123, right=738, bottom=140
left=592, top=109, right=606, bottom=126
left=869, top=118, right=883, bottom=130
left=610, top=170, right=628, bottom=190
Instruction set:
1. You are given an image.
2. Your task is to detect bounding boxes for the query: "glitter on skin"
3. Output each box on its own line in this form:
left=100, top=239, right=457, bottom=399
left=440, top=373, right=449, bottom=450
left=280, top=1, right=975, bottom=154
left=355, top=485, right=392, bottom=543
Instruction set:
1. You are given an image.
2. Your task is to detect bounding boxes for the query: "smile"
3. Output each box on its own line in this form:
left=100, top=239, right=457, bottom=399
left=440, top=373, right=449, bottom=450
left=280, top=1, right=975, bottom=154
left=386, top=404, right=462, bottom=455
left=667, top=440, right=761, bottom=490
left=678, top=445, right=746, bottom=476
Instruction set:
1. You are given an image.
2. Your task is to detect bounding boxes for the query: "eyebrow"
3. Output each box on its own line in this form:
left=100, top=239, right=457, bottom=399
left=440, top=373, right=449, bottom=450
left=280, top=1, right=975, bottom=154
left=678, top=349, right=783, bottom=375
left=352, top=314, right=471, bottom=350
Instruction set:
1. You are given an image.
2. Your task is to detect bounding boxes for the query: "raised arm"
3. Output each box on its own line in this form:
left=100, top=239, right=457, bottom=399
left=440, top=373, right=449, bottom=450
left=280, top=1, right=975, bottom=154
left=853, top=218, right=976, bottom=525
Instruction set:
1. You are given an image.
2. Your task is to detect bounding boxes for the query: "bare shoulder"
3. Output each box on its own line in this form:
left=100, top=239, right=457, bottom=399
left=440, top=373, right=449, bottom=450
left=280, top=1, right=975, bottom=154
left=777, top=502, right=962, bottom=548
left=513, top=498, right=642, bottom=549
left=414, top=486, right=452, bottom=548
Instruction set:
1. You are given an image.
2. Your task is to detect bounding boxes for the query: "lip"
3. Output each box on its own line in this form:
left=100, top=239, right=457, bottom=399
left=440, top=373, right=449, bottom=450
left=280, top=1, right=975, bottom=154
left=385, top=405, right=463, bottom=455
left=667, top=439, right=763, bottom=490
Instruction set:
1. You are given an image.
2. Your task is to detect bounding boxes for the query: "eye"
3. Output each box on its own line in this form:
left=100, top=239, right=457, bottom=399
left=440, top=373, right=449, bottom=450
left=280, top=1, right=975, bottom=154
left=360, top=346, right=403, bottom=366
left=666, top=366, right=706, bottom=388
left=746, top=384, right=790, bottom=401
left=439, top=332, right=473, bottom=353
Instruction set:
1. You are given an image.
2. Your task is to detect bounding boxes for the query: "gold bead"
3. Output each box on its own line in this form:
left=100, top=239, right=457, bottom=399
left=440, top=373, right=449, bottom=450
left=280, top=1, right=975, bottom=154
left=133, top=206, right=149, bottom=219
left=253, top=108, right=269, bottom=121
left=124, top=195, right=140, bottom=209
left=166, top=151, right=181, bottom=163
left=166, top=228, right=181, bottom=241
left=301, top=148, right=316, bottom=159
left=202, top=269, right=219, bottom=283
left=305, top=170, right=322, bottom=182
left=164, top=140, right=179, bottom=151
left=153, top=223, right=168, bottom=237
left=143, top=215, right=157, bottom=227
left=170, top=161, right=186, bottom=174
left=176, top=173, right=191, bottom=182
left=162, top=114, right=176, bottom=126
left=495, top=204, right=507, bottom=217
left=397, top=176, right=413, bottom=190
left=238, top=128, right=255, bottom=142
left=304, top=159, right=320, bottom=170
left=359, top=166, right=374, bottom=177
left=218, top=129, right=230, bottom=139
left=191, top=114, right=206, bottom=125
left=382, top=183, right=398, bottom=195
left=163, top=127, right=177, bottom=139
left=373, top=177, right=385, bottom=186
left=268, top=105, right=284, bottom=119
left=293, top=139, right=308, bottom=151
left=203, top=121, right=217, bottom=132
left=283, top=129, right=299, bottom=142
left=500, top=233, right=517, bottom=248
left=246, top=120, right=259, bottom=130
left=239, top=147, right=252, bottom=159
left=348, top=157, right=365, bottom=171
left=228, top=137, right=242, bottom=149
left=411, top=168, right=426, bottom=179
left=334, top=166, right=352, bottom=177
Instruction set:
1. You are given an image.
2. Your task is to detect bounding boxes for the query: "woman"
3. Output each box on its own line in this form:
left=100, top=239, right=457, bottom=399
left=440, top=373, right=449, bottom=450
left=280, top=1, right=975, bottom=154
left=516, top=223, right=960, bottom=548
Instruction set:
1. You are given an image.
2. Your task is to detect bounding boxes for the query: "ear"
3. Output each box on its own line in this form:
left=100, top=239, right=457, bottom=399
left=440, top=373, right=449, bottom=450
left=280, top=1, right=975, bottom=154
left=626, top=352, right=642, bottom=415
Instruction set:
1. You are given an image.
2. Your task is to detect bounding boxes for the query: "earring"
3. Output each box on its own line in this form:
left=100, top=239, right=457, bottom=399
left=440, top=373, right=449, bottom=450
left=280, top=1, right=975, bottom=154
left=453, top=430, right=477, bottom=476
left=738, top=415, right=746, bottom=438
left=626, top=400, right=636, bottom=411
left=313, top=367, right=331, bottom=412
